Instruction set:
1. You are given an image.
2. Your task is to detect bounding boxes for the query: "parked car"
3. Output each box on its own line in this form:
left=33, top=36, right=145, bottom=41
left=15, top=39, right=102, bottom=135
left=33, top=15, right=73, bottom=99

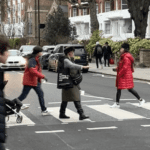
left=40, top=45, right=56, bottom=69
left=47, top=44, right=89, bottom=72
left=0, top=49, right=26, bottom=70
left=19, top=45, right=36, bottom=57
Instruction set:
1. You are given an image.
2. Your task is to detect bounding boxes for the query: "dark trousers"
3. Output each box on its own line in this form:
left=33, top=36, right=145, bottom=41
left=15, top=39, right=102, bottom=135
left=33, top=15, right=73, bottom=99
left=18, top=82, right=46, bottom=111
left=60, top=101, right=83, bottom=115
left=0, top=143, right=5, bottom=150
left=95, top=56, right=103, bottom=68
left=104, top=55, right=110, bottom=67
left=116, top=88, right=140, bottom=103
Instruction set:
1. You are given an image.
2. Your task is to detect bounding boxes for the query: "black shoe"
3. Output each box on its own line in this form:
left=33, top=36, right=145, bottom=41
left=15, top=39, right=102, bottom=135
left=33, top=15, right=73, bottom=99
left=59, top=114, right=70, bottom=119
left=79, top=115, right=89, bottom=120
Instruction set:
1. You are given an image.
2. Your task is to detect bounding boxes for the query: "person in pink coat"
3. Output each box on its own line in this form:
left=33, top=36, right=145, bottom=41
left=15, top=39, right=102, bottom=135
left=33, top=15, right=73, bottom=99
left=111, top=43, right=145, bottom=108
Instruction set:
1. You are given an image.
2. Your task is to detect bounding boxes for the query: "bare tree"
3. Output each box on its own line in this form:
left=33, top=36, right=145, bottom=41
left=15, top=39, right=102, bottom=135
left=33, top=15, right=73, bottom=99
left=126, top=0, right=150, bottom=38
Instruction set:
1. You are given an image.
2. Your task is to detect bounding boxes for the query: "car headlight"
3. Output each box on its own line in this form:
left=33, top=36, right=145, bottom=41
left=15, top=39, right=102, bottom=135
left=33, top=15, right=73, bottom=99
left=20, top=58, right=26, bottom=64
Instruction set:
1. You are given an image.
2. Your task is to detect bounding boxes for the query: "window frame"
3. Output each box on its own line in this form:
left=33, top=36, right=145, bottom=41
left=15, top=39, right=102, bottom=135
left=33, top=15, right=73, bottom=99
left=105, top=22, right=111, bottom=34
left=105, top=1, right=110, bottom=12
left=96, top=4, right=99, bottom=14
left=121, top=0, right=128, bottom=10
left=83, top=8, right=87, bottom=15
left=73, top=8, right=77, bottom=17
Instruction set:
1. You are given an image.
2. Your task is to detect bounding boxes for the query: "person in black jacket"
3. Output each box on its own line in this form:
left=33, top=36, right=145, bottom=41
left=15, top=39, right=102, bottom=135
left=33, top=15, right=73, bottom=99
left=93, top=41, right=103, bottom=69
left=102, top=42, right=112, bottom=67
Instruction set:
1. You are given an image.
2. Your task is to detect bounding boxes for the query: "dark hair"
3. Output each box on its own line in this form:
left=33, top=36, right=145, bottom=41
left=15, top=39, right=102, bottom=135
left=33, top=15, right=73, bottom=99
left=0, top=34, right=10, bottom=55
left=32, top=46, right=43, bottom=54
left=105, top=42, right=108, bottom=44
left=121, top=43, right=129, bottom=52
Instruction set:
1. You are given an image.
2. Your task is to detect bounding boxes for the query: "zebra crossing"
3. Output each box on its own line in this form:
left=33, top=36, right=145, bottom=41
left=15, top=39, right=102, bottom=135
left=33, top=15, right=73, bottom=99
left=6, top=102, right=150, bottom=126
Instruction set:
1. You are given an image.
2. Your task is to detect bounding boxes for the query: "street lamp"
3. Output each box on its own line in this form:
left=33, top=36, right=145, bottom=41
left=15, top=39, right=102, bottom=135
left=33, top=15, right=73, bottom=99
left=38, top=0, right=40, bottom=46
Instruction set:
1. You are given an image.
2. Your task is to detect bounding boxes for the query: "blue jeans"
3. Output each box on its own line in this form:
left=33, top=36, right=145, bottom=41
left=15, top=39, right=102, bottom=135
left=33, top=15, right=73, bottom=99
left=18, top=82, right=46, bottom=111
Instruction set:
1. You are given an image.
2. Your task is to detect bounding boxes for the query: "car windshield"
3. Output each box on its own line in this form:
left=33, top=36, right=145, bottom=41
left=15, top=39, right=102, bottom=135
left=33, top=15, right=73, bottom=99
left=43, top=48, right=54, bottom=52
left=22, top=46, right=35, bottom=52
left=9, top=51, right=18, bottom=56
left=74, top=47, right=85, bottom=55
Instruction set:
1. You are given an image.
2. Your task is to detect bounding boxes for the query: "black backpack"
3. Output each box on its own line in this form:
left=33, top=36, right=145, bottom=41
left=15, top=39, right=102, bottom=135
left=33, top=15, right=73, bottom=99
left=97, top=46, right=102, bottom=55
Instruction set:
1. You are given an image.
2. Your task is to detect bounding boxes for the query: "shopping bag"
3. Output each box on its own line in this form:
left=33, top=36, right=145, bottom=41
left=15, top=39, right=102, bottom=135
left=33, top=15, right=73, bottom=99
left=109, top=58, right=114, bottom=64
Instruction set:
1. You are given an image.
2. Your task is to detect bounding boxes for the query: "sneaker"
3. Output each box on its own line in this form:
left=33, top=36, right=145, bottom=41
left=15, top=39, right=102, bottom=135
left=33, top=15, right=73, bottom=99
left=139, top=99, right=145, bottom=107
left=42, top=110, right=51, bottom=116
left=21, top=105, right=29, bottom=110
left=110, top=103, right=120, bottom=108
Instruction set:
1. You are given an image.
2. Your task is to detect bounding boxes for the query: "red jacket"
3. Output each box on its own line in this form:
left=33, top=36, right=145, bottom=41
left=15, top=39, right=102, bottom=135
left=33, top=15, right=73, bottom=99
left=116, top=52, right=134, bottom=89
left=23, top=56, right=45, bottom=86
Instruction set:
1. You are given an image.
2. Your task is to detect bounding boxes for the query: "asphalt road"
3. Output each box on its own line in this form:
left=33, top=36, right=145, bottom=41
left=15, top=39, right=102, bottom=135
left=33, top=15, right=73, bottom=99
left=3, top=69, right=150, bottom=150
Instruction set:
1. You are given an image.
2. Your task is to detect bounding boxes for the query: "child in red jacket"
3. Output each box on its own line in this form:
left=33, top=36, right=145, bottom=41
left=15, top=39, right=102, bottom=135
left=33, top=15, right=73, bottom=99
left=14, top=46, right=51, bottom=115
left=111, top=43, right=145, bottom=108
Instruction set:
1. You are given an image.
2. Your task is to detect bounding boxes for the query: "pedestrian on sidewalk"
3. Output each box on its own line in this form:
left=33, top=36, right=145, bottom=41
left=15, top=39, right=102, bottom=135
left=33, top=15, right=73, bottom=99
left=102, top=42, right=112, bottom=67
left=14, top=46, right=51, bottom=115
left=93, top=41, right=103, bottom=69
left=58, top=47, right=90, bottom=120
left=111, top=43, right=145, bottom=108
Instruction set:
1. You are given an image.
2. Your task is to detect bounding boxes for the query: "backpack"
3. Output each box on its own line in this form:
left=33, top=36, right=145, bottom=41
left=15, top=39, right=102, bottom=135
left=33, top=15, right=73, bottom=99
left=97, top=46, right=102, bottom=55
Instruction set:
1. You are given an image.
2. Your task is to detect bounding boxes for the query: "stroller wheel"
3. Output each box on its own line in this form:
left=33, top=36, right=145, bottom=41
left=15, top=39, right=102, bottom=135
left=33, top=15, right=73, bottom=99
left=6, top=116, right=9, bottom=122
left=16, top=115, right=23, bottom=123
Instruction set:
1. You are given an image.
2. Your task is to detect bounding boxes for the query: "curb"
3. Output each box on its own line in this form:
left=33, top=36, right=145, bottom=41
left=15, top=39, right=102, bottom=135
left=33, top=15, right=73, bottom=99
left=88, top=70, right=150, bottom=82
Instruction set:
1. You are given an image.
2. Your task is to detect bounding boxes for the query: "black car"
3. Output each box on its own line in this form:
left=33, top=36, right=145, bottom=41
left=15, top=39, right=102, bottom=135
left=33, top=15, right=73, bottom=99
left=47, top=44, right=89, bottom=72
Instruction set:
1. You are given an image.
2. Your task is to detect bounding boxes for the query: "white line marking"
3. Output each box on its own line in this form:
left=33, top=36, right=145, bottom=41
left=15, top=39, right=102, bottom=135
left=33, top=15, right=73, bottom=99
left=48, top=102, right=61, bottom=104
left=87, top=126, right=117, bottom=130
left=87, top=104, right=145, bottom=120
left=43, top=82, right=57, bottom=85
left=129, top=102, right=150, bottom=109
left=120, top=99, right=137, bottom=101
left=35, top=130, right=64, bottom=133
left=18, top=72, right=23, bottom=74
left=141, top=125, right=150, bottom=127
left=47, top=107, right=92, bottom=123
left=83, top=95, right=113, bottom=100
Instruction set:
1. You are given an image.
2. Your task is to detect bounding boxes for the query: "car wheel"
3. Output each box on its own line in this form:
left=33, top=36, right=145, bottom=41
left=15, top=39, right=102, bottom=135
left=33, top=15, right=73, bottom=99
left=48, top=64, right=51, bottom=71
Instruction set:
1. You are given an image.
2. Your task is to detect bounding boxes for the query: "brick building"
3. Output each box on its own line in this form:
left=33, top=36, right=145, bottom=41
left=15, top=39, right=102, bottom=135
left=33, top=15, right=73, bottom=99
left=3, top=0, right=68, bottom=45
left=68, top=0, right=150, bottom=41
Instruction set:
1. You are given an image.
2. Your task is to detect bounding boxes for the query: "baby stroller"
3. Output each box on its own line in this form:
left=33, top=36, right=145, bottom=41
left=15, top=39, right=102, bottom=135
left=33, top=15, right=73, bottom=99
left=1, top=81, right=23, bottom=123
left=5, top=98, right=23, bottom=123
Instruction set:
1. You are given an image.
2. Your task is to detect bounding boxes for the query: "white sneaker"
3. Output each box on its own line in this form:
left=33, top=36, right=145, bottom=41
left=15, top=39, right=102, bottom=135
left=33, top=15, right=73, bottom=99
left=42, top=109, right=51, bottom=116
left=110, top=103, right=120, bottom=108
left=21, top=105, right=29, bottom=110
left=139, top=99, right=145, bottom=107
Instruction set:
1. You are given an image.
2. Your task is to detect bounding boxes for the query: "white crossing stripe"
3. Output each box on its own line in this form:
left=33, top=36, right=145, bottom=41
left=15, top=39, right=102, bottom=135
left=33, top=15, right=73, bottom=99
left=87, top=126, right=117, bottom=130
left=129, top=102, right=150, bottom=109
left=87, top=104, right=145, bottom=120
left=35, top=130, right=64, bottom=133
left=6, top=112, right=35, bottom=127
left=47, top=107, right=91, bottom=123
left=141, top=125, right=150, bottom=127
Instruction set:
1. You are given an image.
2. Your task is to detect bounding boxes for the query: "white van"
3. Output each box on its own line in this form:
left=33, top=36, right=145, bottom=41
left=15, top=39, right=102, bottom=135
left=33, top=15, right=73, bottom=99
left=19, top=45, right=36, bottom=57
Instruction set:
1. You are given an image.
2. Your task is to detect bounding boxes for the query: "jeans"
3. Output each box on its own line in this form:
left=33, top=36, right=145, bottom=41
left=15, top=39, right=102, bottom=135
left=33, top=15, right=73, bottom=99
left=95, top=56, right=103, bottom=68
left=0, top=143, right=5, bottom=150
left=104, top=55, right=110, bottom=66
left=18, top=82, right=46, bottom=111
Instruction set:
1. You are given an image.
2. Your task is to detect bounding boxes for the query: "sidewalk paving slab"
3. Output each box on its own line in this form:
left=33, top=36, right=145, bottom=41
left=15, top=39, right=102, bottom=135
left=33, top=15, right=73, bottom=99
left=89, top=63, right=150, bottom=82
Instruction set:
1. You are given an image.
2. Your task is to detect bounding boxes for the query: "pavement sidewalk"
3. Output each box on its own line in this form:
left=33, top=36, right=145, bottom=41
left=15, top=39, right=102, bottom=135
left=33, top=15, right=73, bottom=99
left=89, top=63, right=150, bottom=82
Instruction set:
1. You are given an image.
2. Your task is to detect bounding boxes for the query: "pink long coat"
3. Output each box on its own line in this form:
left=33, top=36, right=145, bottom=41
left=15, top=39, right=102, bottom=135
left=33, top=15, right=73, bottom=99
left=116, top=52, right=134, bottom=89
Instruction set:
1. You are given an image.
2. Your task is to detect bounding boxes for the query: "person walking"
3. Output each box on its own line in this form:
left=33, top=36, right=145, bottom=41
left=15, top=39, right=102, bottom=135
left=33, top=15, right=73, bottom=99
left=14, top=46, right=51, bottom=115
left=58, top=47, right=90, bottom=120
left=93, top=41, right=103, bottom=69
left=103, top=42, right=112, bottom=67
left=111, top=43, right=145, bottom=108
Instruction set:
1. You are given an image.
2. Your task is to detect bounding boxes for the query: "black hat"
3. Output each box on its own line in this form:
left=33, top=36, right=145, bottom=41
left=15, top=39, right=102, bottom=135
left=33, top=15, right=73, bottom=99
left=64, top=47, right=75, bottom=55
left=121, top=43, right=129, bottom=52
left=32, top=46, right=43, bottom=54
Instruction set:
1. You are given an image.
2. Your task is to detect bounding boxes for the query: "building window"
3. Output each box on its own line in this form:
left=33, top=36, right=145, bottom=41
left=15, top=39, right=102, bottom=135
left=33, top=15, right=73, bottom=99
left=21, top=3, right=24, bottom=10
left=100, top=23, right=102, bottom=30
left=18, top=17, right=21, bottom=24
left=105, top=1, right=110, bottom=12
left=105, top=22, right=111, bottom=34
left=83, top=9, right=87, bottom=15
left=73, top=8, right=77, bottom=17
left=100, top=2, right=102, bottom=13
left=28, top=19, right=32, bottom=35
left=121, top=0, right=128, bottom=9
left=96, top=4, right=98, bottom=14
left=18, top=3, right=20, bottom=12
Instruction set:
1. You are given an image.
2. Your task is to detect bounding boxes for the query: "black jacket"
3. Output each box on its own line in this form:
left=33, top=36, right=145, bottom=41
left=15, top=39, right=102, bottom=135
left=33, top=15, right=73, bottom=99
left=93, top=44, right=103, bottom=57
left=0, top=69, right=6, bottom=143
left=102, top=46, right=112, bottom=56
